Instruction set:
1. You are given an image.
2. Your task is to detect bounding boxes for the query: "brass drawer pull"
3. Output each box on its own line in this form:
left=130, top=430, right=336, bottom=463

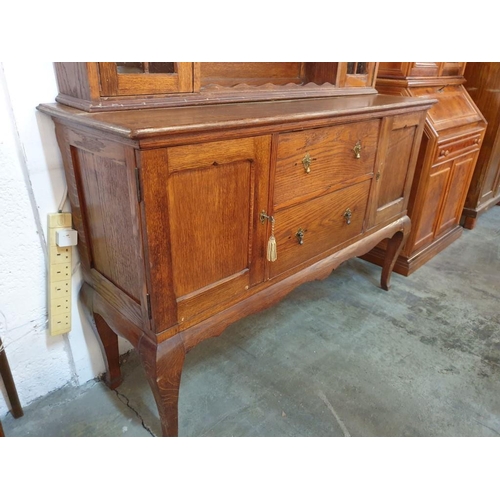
left=296, top=228, right=305, bottom=245
left=353, top=140, right=362, bottom=159
left=474, top=138, right=481, bottom=145
left=439, top=149, right=449, bottom=157
left=302, top=153, right=313, bottom=174
left=344, top=208, right=352, bottom=225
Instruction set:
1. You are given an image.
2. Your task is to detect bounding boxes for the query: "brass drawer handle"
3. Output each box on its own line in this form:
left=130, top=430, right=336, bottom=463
left=474, top=138, right=481, bottom=145
left=353, top=140, right=362, bottom=159
left=344, top=208, right=352, bottom=225
left=302, top=153, right=313, bottom=174
left=439, top=149, right=449, bottom=157
left=296, top=228, right=305, bottom=245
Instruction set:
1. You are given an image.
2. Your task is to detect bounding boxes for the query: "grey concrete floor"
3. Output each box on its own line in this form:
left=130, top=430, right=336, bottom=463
left=3, top=207, right=499, bottom=437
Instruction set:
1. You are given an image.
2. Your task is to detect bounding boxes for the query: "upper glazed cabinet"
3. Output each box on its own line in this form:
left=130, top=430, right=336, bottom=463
left=54, top=62, right=379, bottom=111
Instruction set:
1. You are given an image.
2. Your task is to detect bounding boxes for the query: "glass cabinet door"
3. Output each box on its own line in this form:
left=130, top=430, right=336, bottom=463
left=337, top=62, right=378, bottom=88
left=99, top=62, right=193, bottom=96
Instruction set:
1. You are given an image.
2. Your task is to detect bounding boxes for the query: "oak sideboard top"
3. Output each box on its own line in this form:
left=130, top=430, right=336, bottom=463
left=38, top=94, right=436, bottom=141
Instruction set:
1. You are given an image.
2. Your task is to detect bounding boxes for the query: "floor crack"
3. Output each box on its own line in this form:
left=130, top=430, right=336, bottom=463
left=317, top=389, right=351, bottom=437
left=471, top=418, right=500, bottom=436
left=113, top=389, right=156, bottom=437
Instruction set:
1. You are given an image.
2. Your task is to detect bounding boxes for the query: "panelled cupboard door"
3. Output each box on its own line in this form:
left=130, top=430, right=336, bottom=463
left=366, top=112, right=424, bottom=228
left=479, top=132, right=500, bottom=203
left=435, top=151, right=477, bottom=236
left=141, top=136, right=271, bottom=330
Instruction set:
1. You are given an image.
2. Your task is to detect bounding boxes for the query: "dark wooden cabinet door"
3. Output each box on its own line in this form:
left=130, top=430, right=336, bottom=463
left=366, top=112, right=424, bottom=228
left=141, top=136, right=271, bottom=329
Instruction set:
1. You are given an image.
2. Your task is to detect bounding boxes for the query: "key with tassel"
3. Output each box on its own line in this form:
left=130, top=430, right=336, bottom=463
left=267, top=216, right=277, bottom=262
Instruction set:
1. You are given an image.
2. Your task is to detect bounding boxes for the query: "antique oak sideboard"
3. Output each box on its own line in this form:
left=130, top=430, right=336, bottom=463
left=39, top=63, right=435, bottom=436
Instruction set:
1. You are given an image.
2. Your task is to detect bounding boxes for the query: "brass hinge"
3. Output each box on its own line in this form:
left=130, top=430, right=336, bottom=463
left=135, top=168, right=142, bottom=203
left=146, top=293, right=152, bottom=320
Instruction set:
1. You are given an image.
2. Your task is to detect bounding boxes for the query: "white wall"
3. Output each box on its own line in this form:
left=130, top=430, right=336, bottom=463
left=0, top=62, right=131, bottom=418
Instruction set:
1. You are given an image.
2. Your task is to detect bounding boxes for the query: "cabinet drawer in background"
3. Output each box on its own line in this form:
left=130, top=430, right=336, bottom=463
left=270, top=179, right=371, bottom=278
left=274, top=119, right=380, bottom=209
left=434, top=132, right=482, bottom=164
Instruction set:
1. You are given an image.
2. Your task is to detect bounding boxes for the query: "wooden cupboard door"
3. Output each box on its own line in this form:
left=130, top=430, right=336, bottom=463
left=99, top=62, right=193, bottom=96
left=366, top=112, right=425, bottom=228
left=162, top=137, right=270, bottom=324
left=479, top=132, right=500, bottom=204
left=411, top=159, right=452, bottom=252
left=435, top=152, right=476, bottom=236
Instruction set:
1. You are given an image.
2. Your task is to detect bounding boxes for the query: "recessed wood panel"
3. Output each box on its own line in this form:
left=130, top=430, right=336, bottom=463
left=201, top=63, right=302, bottom=79
left=368, top=113, right=424, bottom=228
left=436, top=153, right=476, bottom=236
left=409, top=62, right=439, bottom=78
left=377, top=62, right=410, bottom=79
left=481, top=159, right=500, bottom=201
left=200, top=63, right=304, bottom=87
left=74, top=148, right=142, bottom=301
left=377, top=127, right=414, bottom=208
left=440, top=63, right=466, bottom=77
left=169, top=160, right=252, bottom=297
left=412, top=166, right=450, bottom=253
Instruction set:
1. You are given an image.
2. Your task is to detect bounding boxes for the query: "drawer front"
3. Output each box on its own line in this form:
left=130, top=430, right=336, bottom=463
left=274, top=119, right=380, bottom=209
left=434, top=133, right=482, bottom=163
left=270, top=179, right=371, bottom=278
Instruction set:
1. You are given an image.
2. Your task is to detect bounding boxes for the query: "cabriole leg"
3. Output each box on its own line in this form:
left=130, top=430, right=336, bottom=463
left=93, top=313, right=122, bottom=390
left=138, top=335, right=185, bottom=437
left=381, top=230, right=405, bottom=291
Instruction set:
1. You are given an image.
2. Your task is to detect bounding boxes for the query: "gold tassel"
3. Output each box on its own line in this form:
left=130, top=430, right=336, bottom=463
left=267, top=216, right=277, bottom=262
left=267, top=235, right=277, bottom=262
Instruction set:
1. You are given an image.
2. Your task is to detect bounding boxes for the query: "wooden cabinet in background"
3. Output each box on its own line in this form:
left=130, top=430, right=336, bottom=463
left=361, top=62, right=486, bottom=276
left=39, top=62, right=434, bottom=436
left=462, top=62, right=500, bottom=228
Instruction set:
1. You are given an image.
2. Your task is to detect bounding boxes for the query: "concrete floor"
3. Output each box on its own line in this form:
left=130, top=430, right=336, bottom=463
left=3, top=207, right=499, bottom=437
